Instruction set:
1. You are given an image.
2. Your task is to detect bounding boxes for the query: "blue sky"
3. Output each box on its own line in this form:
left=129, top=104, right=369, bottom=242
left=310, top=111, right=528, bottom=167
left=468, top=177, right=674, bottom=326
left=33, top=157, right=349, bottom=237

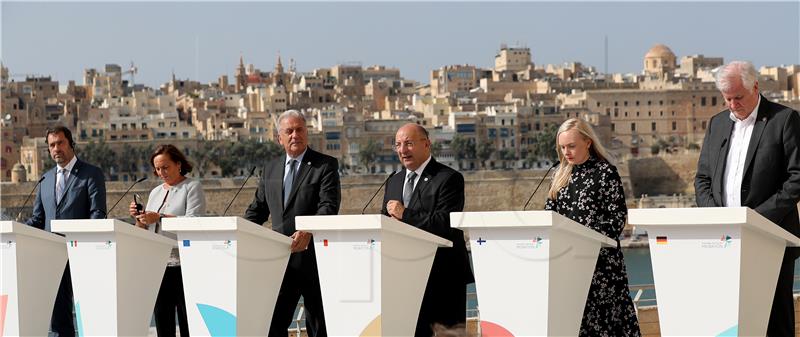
left=2, top=2, right=799, bottom=87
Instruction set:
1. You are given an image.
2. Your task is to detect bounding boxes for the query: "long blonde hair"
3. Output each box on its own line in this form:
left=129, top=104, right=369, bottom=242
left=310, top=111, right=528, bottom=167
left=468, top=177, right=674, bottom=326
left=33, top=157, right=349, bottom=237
left=547, top=118, right=612, bottom=199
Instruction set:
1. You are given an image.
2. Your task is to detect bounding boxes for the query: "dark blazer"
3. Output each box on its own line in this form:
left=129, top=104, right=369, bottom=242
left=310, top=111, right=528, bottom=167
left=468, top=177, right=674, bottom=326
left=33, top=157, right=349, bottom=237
left=26, top=158, right=107, bottom=232
left=381, top=157, right=475, bottom=286
left=695, top=95, right=800, bottom=240
left=244, top=147, right=341, bottom=236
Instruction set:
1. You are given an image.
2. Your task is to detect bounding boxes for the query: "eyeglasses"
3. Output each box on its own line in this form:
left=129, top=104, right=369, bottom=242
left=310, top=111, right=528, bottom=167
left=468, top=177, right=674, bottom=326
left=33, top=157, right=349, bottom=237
left=393, top=139, right=427, bottom=151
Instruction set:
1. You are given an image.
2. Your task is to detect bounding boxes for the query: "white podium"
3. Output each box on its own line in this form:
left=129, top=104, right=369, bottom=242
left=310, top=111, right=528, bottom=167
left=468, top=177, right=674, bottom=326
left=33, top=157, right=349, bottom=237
left=50, top=219, right=173, bottom=337
left=295, top=214, right=452, bottom=337
left=450, top=211, right=616, bottom=337
left=163, top=216, right=292, bottom=336
left=0, top=221, right=67, bottom=337
left=629, top=207, right=800, bottom=336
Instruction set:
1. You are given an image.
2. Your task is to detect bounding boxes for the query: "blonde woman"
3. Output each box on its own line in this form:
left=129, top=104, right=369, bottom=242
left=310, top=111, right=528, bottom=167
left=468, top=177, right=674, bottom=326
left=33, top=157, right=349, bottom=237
left=544, top=118, right=640, bottom=337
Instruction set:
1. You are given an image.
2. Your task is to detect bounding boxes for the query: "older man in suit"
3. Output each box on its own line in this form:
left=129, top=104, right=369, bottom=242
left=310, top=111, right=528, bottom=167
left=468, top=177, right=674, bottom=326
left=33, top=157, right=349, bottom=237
left=244, top=110, right=341, bottom=337
left=26, top=126, right=107, bottom=337
left=382, top=123, right=475, bottom=337
left=695, top=61, right=800, bottom=336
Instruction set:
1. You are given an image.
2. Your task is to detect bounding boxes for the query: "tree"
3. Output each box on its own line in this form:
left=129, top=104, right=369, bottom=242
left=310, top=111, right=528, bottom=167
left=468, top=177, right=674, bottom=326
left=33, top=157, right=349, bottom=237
left=477, top=141, right=494, bottom=169
left=450, top=135, right=470, bottom=161
left=77, top=140, right=116, bottom=179
left=531, top=124, right=559, bottom=163
left=359, top=140, right=381, bottom=173
left=431, top=141, right=443, bottom=158
left=499, top=148, right=516, bottom=161
left=192, top=139, right=219, bottom=178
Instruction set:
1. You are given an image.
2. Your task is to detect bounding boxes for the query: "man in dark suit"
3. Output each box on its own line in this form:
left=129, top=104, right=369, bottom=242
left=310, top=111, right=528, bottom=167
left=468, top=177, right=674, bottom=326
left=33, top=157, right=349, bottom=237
left=381, top=123, right=474, bottom=337
left=695, top=61, right=800, bottom=336
left=26, top=126, right=107, bottom=337
left=244, top=110, right=340, bottom=337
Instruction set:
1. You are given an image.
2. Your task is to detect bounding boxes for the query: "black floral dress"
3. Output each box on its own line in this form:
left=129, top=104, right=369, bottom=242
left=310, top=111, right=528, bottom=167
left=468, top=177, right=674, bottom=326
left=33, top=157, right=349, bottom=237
left=545, top=156, right=641, bottom=337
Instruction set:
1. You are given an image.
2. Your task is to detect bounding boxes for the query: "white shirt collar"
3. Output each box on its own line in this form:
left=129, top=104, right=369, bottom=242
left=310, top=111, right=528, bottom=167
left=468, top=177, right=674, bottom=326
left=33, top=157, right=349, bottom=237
left=57, top=155, right=78, bottom=173
left=408, top=155, right=432, bottom=178
left=728, top=95, right=761, bottom=124
left=285, top=148, right=308, bottom=166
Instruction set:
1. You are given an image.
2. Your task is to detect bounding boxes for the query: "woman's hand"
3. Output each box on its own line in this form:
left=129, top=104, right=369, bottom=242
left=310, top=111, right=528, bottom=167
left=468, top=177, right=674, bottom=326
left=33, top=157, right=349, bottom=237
left=128, top=201, right=140, bottom=217
left=135, top=211, right=161, bottom=226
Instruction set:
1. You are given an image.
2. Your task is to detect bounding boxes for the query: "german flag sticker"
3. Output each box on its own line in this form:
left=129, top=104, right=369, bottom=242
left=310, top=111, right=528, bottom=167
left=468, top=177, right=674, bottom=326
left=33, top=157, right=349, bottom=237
left=656, top=236, right=668, bottom=245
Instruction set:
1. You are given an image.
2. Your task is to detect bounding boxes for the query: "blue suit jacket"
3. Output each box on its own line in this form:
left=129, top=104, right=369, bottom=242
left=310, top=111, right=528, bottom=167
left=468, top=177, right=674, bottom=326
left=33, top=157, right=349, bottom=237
left=26, top=158, right=107, bottom=232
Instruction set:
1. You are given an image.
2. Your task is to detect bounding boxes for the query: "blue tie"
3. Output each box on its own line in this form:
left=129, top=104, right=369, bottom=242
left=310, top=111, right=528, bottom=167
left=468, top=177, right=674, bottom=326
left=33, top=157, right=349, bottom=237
left=56, top=168, right=67, bottom=203
left=283, top=159, right=297, bottom=206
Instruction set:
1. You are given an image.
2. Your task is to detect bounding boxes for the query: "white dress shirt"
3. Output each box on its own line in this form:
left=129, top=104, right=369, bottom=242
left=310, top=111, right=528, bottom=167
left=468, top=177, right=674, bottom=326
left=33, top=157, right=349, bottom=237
left=724, top=96, right=762, bottom=207
left=402, top=155, right=432, bottom=200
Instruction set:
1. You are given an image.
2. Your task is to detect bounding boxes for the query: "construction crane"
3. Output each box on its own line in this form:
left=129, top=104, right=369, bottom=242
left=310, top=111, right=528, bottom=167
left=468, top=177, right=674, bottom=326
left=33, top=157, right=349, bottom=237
left=121, top=61, right=138, bottom=87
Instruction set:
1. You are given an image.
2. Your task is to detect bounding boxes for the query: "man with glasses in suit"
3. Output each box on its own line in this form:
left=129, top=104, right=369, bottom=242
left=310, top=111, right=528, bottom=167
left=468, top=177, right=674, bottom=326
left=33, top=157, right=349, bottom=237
left=382, top=123, right=474, bottom=336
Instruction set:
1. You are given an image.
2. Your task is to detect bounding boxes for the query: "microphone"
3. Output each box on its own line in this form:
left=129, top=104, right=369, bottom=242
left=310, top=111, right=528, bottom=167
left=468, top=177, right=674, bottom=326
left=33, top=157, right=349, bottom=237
left=223, top=166, right=257, bottom=216
left=362, top=170, right=397, bottom=214
left=16, top=175, right=46, bottom=222
left=712, top=138, right=728, bottom=180
left=107, top=177, right=147, bottom=219
left=523, top=161, right=560, bottom=211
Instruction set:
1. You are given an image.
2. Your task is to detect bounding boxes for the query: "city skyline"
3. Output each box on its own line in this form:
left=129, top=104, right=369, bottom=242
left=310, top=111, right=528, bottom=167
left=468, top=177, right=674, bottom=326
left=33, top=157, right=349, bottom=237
left=2, top=1, right=799, bottom=87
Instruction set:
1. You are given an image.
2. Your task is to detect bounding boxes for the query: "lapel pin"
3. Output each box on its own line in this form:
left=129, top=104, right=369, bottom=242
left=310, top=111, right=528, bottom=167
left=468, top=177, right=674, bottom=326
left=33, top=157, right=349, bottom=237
left=307, top=162, right=311, bottom=166
left=424, top=177, right=429, bottom=182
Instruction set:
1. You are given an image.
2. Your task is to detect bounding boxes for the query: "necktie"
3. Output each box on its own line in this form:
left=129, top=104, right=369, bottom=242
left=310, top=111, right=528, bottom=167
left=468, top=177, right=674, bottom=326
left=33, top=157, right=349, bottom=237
left=403, top=172, right=417, bottom=206
left=283, top=159, right=297, bottom=206
left=56, top=168, right=67, bottom=203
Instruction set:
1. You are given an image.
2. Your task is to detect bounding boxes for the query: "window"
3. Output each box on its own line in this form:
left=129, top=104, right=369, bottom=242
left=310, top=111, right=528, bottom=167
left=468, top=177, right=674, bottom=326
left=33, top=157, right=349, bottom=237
left=701, top=97, right=707, bottom=106
left=631, top=123, right=636, bottom=132
left=702, top=121, right=707, bottom=130
left=672, top=121, right=677, bottom=131
left=712, top=97, right=717, bottom=106
left=651, top=122, right=656, bottom=131
left=611, top=123, right=615, bottom=132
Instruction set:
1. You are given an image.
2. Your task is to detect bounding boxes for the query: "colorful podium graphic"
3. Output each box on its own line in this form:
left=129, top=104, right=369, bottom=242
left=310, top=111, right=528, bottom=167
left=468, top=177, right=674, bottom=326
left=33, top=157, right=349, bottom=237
left=629, top=207, right=800, bottom=336
left=450, top=211, right=616, bottom=337
left=51, top=219, right=173, bottom=336
left=296, top=214, right=452, bottom=337
left=163, top=216, right=292, bottom=336
left=0, top=221, right=67, bottom=337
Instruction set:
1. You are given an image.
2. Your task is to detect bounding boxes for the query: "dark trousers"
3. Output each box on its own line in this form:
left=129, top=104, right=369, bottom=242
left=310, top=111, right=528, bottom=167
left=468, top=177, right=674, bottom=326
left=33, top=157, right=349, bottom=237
left=767, top=250, right=797, bottom=337
left=268, top=248, right=326, bottom=337
left=52, top=263, right=75, bottom=337
left=154, top=265, right=190, bottom=337
left=414, top=272, right=468, bottom=337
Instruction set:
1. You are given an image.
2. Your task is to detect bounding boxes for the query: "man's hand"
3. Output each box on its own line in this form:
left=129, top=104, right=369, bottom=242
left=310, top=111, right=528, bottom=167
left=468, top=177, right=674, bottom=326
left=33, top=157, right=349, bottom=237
left=290, top=230, right=312, bottom=253
left=386, top=200, right=405, bottom=220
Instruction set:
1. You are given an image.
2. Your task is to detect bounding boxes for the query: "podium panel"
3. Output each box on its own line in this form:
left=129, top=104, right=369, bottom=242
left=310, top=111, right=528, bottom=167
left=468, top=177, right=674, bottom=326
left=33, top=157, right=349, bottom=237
left=0, top=221, right=67, bottom=337
left=451, top=211, right=616, bottom=337
left=51, top=219, right=173, bottom=337
left=629, top=207, right=800, bottom=336
left=296, top=214, right=452, bottom=337
left=163, top=216, right=292, bottom=336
